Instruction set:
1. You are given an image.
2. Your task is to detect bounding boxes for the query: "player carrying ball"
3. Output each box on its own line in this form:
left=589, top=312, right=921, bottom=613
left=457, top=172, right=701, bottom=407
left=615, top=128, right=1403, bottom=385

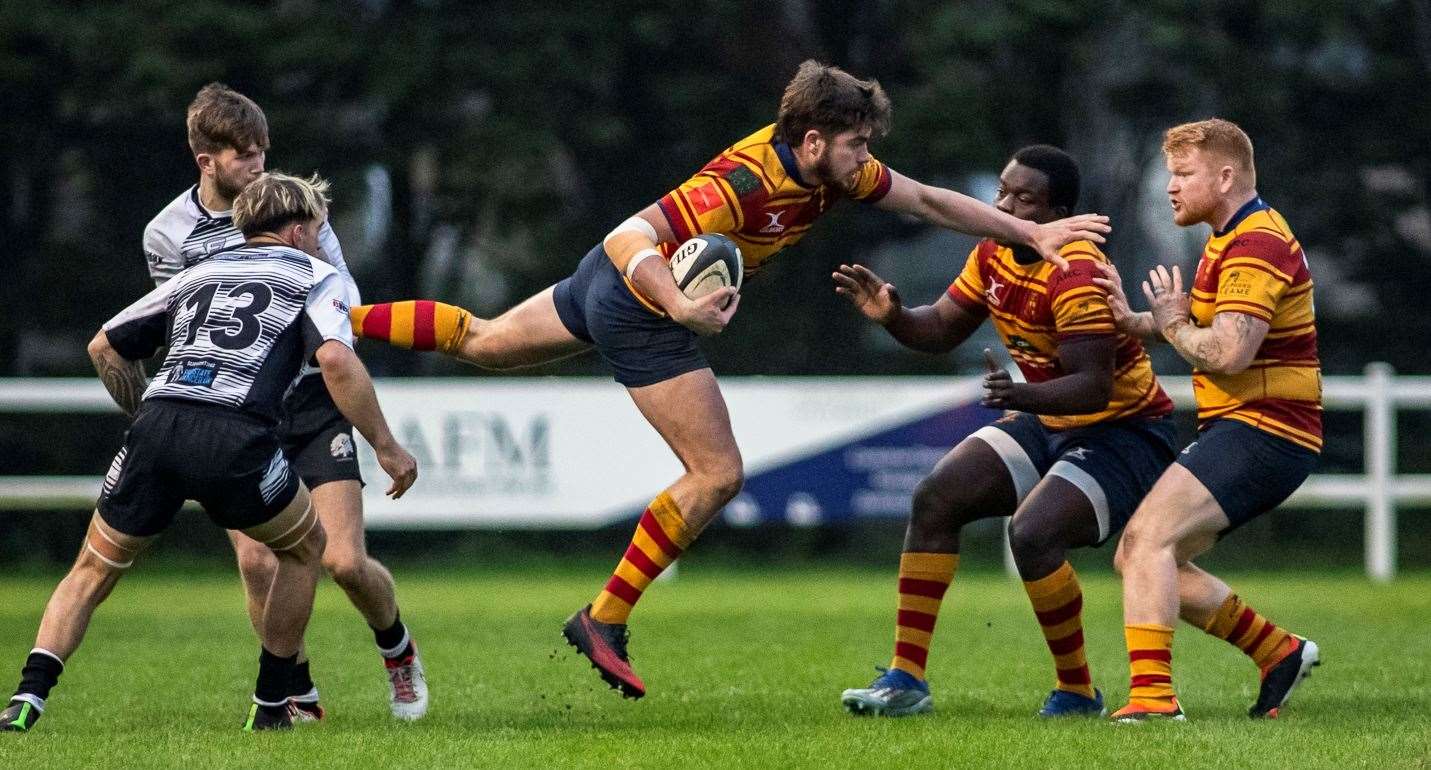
left=1095, top=119, right=1322, bottom=722
left=835, top=146, right=1175, bottom=719
left=349, top=61, right=1111, bottom=699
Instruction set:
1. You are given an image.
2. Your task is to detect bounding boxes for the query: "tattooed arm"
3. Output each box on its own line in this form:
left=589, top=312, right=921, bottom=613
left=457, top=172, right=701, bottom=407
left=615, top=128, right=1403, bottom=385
left=87, top=331, right=147, bottom=416
left=1162, top=312, right=1268, bottom=374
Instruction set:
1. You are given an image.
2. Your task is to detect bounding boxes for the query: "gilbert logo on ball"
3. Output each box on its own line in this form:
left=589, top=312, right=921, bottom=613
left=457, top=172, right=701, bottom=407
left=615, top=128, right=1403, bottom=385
left=670, top=234, right=743, bottom=307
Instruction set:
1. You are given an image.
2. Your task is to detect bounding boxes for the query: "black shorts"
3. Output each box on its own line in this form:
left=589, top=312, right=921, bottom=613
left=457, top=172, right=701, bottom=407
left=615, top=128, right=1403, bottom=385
left=97, top=400, right=301, bottom=537
left=971, top=412, right=1179, bottom=545
left=1176, top=418, right=1319, bottom=531
left=279, top=375, right=363, bottom=489
left=553, top=243, right=709, bottom=388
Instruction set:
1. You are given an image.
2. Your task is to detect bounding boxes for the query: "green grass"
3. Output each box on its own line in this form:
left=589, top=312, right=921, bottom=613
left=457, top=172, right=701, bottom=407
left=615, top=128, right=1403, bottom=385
left=0, top=564, right=1427, bottom=768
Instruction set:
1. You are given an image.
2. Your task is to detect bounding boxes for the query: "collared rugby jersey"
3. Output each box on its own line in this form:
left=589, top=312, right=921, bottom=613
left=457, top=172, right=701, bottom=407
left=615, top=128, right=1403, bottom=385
left=948, top=239, right=1174, bottom=430
left=655, top=123, right=892, bottom=276
left=144, top=185, right=357, bottom=299
left=1189, top=197, right=1321, bottom=452
left=143, top=185, right=358, bottom=380
left=104, top=245, right=353, bottom=425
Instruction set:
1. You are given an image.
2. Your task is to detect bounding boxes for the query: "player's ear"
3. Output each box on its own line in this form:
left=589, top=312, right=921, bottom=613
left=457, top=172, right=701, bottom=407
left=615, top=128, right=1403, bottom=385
left=194, top=152, right=214, bottom=176
left=802, top=129, right=824, bottom=155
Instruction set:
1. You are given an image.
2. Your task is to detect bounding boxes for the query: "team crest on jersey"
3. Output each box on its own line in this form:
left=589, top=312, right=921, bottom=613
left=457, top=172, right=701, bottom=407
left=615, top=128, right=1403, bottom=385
left=723, top=165, right=762, bottom=198
left=330, top=432, right=355, bottom=460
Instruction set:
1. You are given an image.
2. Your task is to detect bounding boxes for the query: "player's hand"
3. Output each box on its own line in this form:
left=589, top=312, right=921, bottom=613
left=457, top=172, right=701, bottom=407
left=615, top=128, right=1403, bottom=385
left=1143, top=264, right=1191, bottom=335
left=980, top=348, right=1018, bottom=409
left=1091, top=261, right=1137, bottom=330
left=832, top=264, right=901, bottom=325
left=1030, top=214, right=1111, bottom=270
left=375, top=441, right=418, bottom=499
left=673, top=287, right=740, bottom=336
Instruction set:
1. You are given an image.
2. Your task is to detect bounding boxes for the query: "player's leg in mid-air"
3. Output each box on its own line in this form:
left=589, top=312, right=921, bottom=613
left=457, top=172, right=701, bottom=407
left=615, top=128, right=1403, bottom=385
left=839, top=418, right=1025, bottom=717
left=1003, top=414, right=1177, bottom=718
left=349, top=284, right=589, bottom=369
left=1110, top=420, right=1320, bottom=722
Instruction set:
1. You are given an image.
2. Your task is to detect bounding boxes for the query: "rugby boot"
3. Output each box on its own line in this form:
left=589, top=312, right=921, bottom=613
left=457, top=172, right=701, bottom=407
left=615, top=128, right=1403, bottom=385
left=243, top=702, right=292, bottom=732
left=840, top=666, right=933, bottom=717
left=385, top=642, right=429, bottom=720
left=1249, top=637, right=1320, bottom=718
left=1110, top=697, right=1186, bottom=723
left=0, top=697, right=41, bottom=732
left=286, top=693, right=325, bottom=723
left=1038, top=687, right=1106, bottom=718
left=562, top=604, right=645, bottom=699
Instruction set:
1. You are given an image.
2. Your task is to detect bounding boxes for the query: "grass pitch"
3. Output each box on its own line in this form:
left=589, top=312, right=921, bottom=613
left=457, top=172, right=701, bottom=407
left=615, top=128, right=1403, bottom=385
left=0, top=563, right=1427, bottom=768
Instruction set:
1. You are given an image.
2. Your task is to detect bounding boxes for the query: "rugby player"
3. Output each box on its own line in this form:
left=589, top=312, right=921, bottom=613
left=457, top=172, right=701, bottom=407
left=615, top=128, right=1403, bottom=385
left=143, top=84, right=427, bottom=720
left=834, top=146, right=1175, bottom=718
left=1093, top=119, right=1321, bottom=721
left=349, top=61, right=1112, bottom=699
left=0, top=173, right=417, bottom=733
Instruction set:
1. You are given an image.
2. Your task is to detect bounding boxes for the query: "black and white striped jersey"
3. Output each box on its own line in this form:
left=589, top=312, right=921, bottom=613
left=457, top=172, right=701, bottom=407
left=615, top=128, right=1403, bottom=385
left=143, top=185, right=359, bottom=381
left=104, top=245, right=354, bottom=424
left=144, top=185, right=359, bottom=301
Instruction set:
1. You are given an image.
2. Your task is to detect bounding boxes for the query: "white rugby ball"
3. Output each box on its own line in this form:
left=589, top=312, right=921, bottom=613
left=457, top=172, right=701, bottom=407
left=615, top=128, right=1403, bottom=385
left=669, top=234, right=743, bottom=304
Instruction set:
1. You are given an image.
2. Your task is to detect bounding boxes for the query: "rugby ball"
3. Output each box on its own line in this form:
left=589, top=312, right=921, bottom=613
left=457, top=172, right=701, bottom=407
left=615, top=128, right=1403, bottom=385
left=670, top=234, right=743, bottom=304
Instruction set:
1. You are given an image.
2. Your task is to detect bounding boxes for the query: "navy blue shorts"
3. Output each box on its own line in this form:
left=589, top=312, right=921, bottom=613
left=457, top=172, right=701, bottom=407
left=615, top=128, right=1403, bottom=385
left=553, top=243, right=709, bottom=388
left=1176, top=418, right=1319, bottom=531
left=970, top=412, right=1179, bottom=545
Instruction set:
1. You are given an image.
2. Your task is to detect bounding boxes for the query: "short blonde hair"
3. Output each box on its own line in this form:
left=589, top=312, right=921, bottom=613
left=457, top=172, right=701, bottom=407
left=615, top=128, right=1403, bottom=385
left=187, top=83, right=269, bottom=155
left=232, top=172, right=330, bottom=237
left=1163, top=118, right=1256, bottom=182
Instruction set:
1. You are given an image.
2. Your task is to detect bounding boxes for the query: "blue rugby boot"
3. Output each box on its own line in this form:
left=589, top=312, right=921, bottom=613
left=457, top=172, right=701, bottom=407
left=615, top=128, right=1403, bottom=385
left=840, top=666, right=933, bottom=717
left=1038, top=687, right=1106, bottom=718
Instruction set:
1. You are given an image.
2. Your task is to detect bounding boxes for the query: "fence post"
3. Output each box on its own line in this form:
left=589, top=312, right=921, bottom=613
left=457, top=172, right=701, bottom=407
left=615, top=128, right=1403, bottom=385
left=1365, top=362, right=1396, bottom=582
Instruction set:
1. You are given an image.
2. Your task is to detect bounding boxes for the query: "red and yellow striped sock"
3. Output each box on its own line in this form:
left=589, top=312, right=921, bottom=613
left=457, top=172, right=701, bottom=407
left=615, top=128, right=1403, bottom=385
left=350, top=300, right=470, bottom=353
left=888, top=552, right=958, bottom=681
left=1126, top=623, right=1176, bottom=709
left=1023, top=561, right=1095, bottom=699
left=1202, top=593, right=1298, bottom=673
left=590, top=492, right=691, bottom=625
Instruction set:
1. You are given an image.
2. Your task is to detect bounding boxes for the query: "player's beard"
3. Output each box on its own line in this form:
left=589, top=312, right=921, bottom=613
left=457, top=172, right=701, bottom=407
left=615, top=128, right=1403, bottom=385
left=213, top=168, right=251, bottom=205
left=815, top=155, right=858, bottom=195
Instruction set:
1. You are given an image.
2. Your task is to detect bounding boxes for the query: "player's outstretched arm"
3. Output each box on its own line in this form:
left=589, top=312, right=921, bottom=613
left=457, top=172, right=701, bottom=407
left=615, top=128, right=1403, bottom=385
left=86, top=331, right=147, bottom=417
left=315, top=340, right=418, bottom=498
left=833, top=264, right=981, bottom=353
left=1143, top=264, right=1268, bottom=375
left=981, top=338, right=1115, bottom=415
left=875, top=171, right=1110, bottom=269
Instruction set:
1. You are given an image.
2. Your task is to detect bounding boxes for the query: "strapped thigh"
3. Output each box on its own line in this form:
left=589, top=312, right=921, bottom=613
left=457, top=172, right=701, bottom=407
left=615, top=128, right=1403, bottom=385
left=85, top=514, right=148, bottom=570
left=240, top=490, right=316, bottom=551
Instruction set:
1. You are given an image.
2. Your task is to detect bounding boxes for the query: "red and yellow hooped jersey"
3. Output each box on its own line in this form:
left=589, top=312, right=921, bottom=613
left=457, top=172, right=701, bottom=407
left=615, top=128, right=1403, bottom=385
left=1190, top=199, right=1322, bottom=452
left=948, top=240, right=1174, bottom=430
left=655, top=124, right=892, bottom=276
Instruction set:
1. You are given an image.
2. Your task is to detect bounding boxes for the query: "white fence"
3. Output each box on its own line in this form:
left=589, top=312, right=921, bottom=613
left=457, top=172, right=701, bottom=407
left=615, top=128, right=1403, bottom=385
left=1, top=365, right=1427, bottom=581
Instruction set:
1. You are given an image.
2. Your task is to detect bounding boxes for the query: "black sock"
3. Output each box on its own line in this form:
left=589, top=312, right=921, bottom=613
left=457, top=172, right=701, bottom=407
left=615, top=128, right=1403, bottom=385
left=289, top=659, right=316, bottom=699
left=255, top=648, right=296, bottom=707
left=372, top=611, right=409, bottom=656
left=15, top=650, right=64, bottom=702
